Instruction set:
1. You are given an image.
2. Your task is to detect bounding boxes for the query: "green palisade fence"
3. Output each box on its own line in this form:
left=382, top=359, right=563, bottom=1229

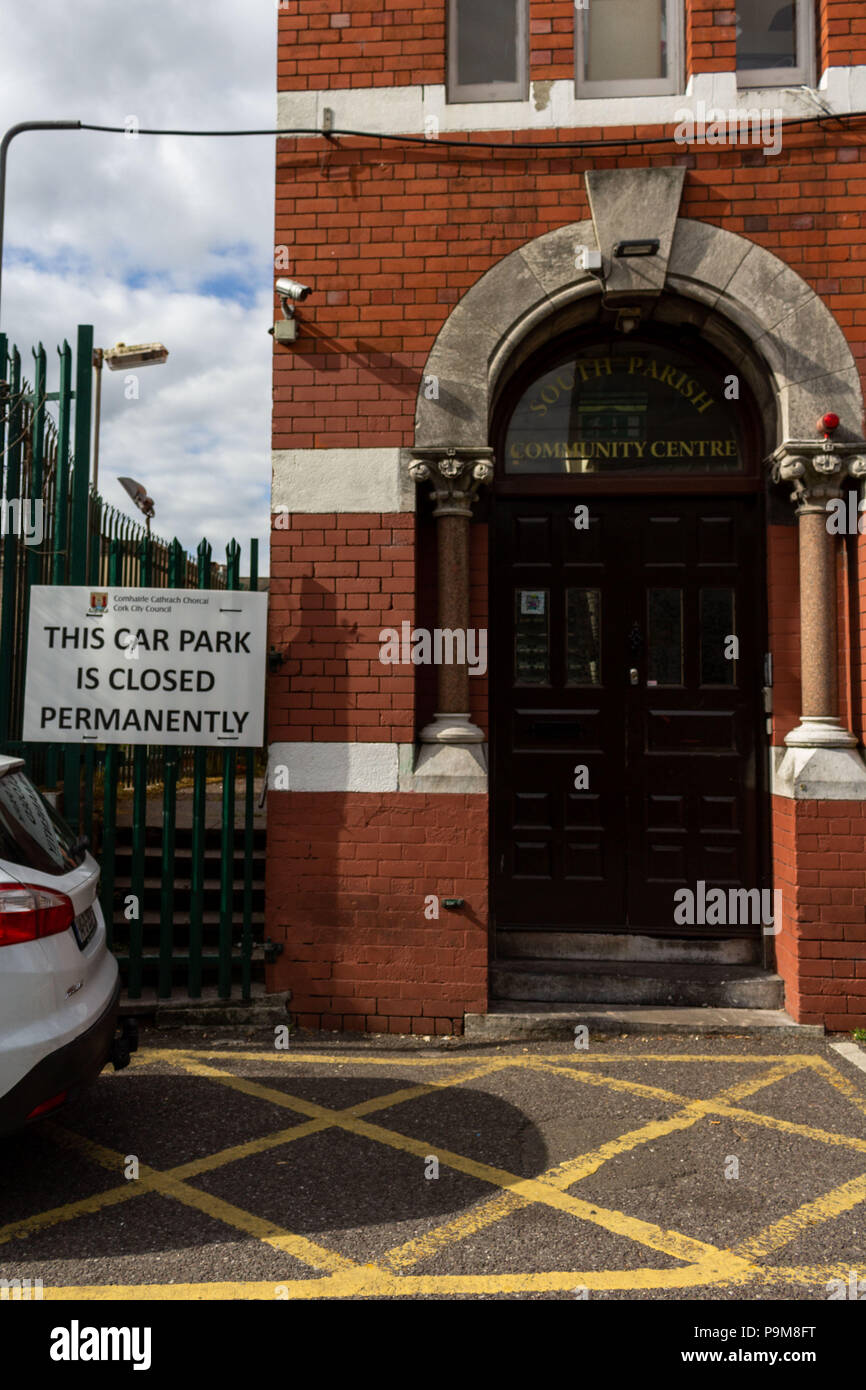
left=0, top=326, right=266, bottom=1002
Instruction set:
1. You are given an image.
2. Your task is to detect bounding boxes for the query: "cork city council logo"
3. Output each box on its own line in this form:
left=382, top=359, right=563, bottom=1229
left=87, top=591, right=109, bottom=617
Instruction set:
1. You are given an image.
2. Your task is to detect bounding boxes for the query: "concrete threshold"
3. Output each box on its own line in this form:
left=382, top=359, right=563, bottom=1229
left=465, top=1004, right=824, bottom=1040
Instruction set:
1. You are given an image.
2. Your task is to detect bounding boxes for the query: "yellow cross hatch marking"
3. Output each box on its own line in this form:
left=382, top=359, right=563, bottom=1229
left=734, top=1169, right=866, bottom=1262
left=35, top=1260, right=866, bottom=1301
left=373, top=1059, right=804, bottom=1268
left=2, top=1048, right=863, bottom=1300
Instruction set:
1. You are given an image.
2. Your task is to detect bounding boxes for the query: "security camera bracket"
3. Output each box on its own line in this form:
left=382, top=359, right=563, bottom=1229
left=273, top=319, right=298, bottom=343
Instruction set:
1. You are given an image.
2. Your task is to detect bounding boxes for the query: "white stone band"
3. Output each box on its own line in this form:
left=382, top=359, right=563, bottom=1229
left=266, top=742, right=489, bottom=793
left=267, top=741, right=403, bottom=792
left=271, top=448, right=414, bottom=514
left=277, top=67, right=866, bottom=139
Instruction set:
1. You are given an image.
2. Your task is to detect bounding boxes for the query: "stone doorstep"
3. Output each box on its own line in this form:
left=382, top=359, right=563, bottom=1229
left=465, top=1006, right=824, bottom=1041
left=489, top=959, right=785, bottom=1009
left=116, top=995, right=823, bottom=1040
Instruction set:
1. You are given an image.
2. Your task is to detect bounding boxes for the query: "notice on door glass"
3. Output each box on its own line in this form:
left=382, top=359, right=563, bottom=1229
left=520, top=590, right=546, bottom=615
left=23, top=586, right=267, bottom=747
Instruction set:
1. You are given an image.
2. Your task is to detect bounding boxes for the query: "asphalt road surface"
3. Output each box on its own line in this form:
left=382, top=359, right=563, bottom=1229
left=1, top=1026, right=865, bottom=1302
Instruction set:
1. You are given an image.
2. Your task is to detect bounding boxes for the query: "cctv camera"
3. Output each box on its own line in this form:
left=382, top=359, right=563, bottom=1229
left=275, top=278, right=311, bottom=301
left=275, top=278, right=312, bottom=318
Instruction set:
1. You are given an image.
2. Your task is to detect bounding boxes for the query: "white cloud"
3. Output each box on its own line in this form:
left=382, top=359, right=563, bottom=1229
left=1, top=0, right=278, bottom=570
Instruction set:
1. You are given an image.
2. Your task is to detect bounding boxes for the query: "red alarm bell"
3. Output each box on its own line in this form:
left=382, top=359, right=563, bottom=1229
left=818, top=412, right=840, bottom=437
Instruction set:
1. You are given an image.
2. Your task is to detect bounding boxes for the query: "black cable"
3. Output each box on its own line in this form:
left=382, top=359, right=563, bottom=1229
left=81, top=124, right=325, bottom=138
left=79, top=109, right=866, bottom=153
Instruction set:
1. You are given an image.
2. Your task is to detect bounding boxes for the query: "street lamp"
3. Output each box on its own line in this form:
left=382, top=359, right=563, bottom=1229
left=92, top=341, right=169, bottom=494
left=117, top=475, right=156, bottom=539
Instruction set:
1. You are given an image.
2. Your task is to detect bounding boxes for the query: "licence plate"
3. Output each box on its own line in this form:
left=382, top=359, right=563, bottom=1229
left=72, top=905, right=98, bottom=950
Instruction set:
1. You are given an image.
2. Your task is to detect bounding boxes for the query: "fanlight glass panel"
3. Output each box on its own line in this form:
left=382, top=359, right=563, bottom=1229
left=504, top=339, right=744, bottom=474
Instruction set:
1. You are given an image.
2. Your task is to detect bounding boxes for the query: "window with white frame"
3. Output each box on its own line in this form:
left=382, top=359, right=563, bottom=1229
left=735, top=0, right=814, bottom=86
left=576, top=0, right=683, bottom=98
left=447, top=0, right=529, bottom=103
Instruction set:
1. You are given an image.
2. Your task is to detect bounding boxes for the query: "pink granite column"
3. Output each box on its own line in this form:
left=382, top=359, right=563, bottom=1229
left=408, top=448, right=492, bottom=747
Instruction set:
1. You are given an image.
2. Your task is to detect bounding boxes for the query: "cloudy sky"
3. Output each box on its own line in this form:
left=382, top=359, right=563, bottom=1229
left=1, top=0, right=278, bottom=572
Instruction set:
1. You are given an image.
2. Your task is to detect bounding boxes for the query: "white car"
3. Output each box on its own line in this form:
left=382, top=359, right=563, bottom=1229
left=0, top=754, right=134, bottom=1136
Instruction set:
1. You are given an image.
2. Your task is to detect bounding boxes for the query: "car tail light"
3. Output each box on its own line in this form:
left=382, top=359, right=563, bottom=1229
left=26, top=1090, right=68, bottom=1119
left=0, top=883, right=75, bottom=947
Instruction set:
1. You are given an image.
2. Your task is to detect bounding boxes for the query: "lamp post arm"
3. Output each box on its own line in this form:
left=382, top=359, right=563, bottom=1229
left=0, top=121, right=82, bottom=327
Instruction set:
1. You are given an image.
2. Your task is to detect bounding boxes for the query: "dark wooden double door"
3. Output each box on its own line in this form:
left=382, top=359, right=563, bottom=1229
left=491, top=496, right=764, bottom=935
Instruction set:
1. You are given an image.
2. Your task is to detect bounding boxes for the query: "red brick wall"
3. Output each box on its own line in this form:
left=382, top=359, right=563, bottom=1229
left=687, top=2, right=737, bottom=76
left=266, top=792, right=488, bottom=1032
left=269, top=512, right=415, bottom=741
left=277, top=1, right=445, bottom=91
left=771, top=792, right=798, bottom=1006
left=274, top=131, right=866, bottom=453
left=267, top=508, right=491, bottom=1033
left=276, top=1, right=866, bottom=92
left=531, top=0, right=576, bottom=82
left=773, top=796, right=866, bottom=1030
left=821, top=0, right=866, bottom=70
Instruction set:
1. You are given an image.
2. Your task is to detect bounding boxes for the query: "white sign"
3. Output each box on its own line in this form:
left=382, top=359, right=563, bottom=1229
left=23, top=586, right=267, bottom=747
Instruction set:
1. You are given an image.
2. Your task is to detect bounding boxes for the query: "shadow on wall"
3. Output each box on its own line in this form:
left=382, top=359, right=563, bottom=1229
left=264, top=562, right=489, bottom=1030
left=265, top=573, right=364, bottom=1008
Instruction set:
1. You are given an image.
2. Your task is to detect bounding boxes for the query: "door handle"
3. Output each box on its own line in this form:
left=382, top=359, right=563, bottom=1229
left=629, top=668, right=639, bottom=686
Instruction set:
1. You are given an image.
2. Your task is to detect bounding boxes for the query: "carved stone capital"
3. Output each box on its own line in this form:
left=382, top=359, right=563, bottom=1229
left=768, top=439, right=866, bottom=513
left=407, top=447, right=494, bottom=517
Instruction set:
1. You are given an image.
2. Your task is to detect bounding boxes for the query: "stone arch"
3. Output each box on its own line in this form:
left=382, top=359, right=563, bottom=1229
left=415, top=217, right=865, bottom=452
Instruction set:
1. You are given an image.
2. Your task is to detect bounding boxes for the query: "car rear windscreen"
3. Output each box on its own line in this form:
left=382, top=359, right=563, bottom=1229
left=0, top=770, right=88, bottom=876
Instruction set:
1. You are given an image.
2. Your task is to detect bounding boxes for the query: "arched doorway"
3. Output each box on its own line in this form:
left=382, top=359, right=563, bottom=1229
left=411, top=201, right=866, bottom=1018
left=489, top=325, right=770, bottom=971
